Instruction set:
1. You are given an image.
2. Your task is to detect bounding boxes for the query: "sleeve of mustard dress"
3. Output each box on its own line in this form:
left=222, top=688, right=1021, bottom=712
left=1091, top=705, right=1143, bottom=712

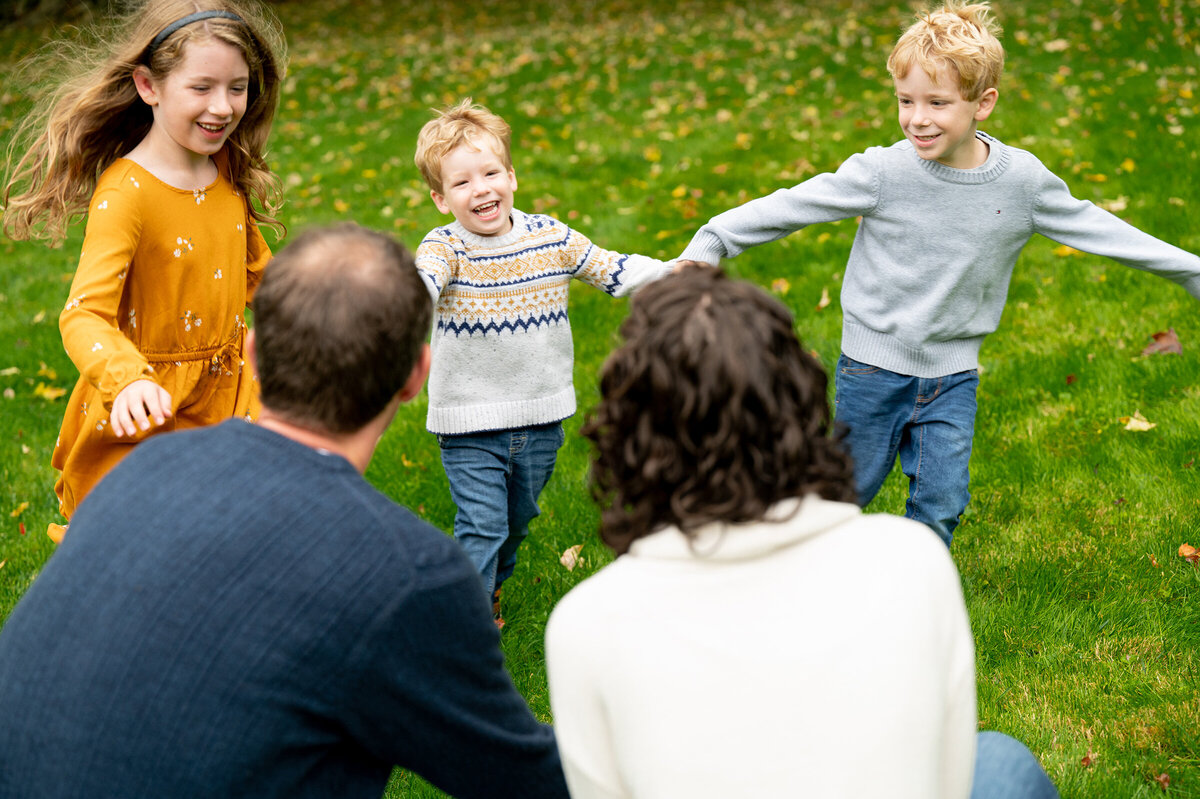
left=243, top=212, right=271, bottom=302
left=59, top=177, right=156, bottom=411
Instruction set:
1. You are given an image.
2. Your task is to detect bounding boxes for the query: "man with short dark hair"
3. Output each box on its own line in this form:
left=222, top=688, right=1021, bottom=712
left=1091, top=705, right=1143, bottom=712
left=0, top=224, right=570, bottom=799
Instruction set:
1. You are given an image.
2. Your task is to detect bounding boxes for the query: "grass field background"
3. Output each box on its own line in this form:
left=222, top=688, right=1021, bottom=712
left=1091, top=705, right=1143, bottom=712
left=2, top=0, right=1198, bottom=796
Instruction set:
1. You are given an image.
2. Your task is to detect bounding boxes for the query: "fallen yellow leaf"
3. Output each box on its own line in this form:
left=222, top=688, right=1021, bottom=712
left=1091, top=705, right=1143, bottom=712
left=816, top=286, right=831, bottom=311
left=1121, top=411, right=1156, bottom=432
left=1052, top=244, right=1081, bottom=257
left=560, top=544, right=584, bottom=571
left=10, top=502, right=29, bottom=518
left=33, top=383, right=67, bottom=401
left=770, top=278, right=790, bottom=295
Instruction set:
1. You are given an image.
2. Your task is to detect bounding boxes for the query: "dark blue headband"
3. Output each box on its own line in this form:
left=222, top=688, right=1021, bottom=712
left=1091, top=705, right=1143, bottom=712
left=146, top=10, right=244, bottom=60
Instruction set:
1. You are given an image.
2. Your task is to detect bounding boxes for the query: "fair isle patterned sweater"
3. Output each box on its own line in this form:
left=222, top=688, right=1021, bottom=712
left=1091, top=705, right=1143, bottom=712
left=416, top=209, right=672, bottom=435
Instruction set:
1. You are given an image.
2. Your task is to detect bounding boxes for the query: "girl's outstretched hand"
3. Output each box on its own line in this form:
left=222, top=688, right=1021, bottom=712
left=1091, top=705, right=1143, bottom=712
left=111, top=379, right=173, bottom=438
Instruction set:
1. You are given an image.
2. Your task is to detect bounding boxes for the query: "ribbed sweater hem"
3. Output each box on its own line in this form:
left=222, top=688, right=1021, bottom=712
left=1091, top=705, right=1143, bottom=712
left=841, top=318, right=984, bottom=378
left=427, top=386, right=577, bottom=435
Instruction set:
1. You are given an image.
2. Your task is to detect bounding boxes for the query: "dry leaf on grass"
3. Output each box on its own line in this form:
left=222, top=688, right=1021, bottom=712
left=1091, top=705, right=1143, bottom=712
left=815, top=287, right=830, bottom=311
left=33, top=383, right=67, bottom=401
left=1120, top=411, right=1156, bottom=432
left=1179, top=543, right=1199, bottom=565
left=1140, top=328, right=1182, bottom=356
left=560, top=544, right=584, bottom=571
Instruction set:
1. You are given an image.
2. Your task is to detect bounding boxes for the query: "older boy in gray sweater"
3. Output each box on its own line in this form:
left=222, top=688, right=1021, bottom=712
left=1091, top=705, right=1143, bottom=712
left=680, top=1, right=1200, bottom=546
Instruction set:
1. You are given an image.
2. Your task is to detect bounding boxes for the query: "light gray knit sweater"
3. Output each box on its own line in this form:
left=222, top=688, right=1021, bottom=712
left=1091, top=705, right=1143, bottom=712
left=680, top=132, right=1200, bottom=377
left=416, top=209, right=672, bottom=435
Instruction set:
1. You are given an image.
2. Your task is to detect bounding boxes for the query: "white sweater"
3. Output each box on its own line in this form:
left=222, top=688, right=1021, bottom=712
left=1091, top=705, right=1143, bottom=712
left=546, top=496, right=976, bottom=799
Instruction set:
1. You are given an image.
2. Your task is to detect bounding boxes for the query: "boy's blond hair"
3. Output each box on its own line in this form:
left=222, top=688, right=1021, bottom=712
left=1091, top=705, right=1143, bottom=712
left=414, top=99, right=512, bottom=195
left=886, top=1, right=1004, bottom=101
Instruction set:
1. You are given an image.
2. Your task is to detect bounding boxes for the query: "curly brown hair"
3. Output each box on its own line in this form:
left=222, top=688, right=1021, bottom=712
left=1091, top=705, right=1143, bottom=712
left=582, top=266, right=856, bottom=555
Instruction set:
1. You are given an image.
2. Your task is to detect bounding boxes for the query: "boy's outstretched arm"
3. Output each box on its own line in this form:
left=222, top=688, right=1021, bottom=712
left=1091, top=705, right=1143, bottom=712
left=1033, top=170, right=1200, bottom=301
left=567, top=226, right=673, bottom=298
left=678, top=152, right=880, bottom=265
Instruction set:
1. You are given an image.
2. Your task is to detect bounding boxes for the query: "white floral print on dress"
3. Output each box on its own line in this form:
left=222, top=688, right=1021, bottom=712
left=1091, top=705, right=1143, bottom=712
left=193, top=189, right=206, bottom=204
left=129, top=176, right=140, bottom=188
left=181, top=311, right=202, bottom=332
left=97, top=200, right=108, bottom=210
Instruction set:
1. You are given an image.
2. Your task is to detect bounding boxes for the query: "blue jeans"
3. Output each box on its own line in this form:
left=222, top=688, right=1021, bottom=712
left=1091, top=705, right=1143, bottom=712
left=437, top=422, right=565, bottom=599
left=972, top=731, right=1059, bottom=799
left=834, top=354, right=978, bottom=546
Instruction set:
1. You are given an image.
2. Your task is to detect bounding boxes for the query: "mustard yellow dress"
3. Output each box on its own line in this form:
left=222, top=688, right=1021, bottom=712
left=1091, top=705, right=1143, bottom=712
left=51, top=155, right=270, bottom=520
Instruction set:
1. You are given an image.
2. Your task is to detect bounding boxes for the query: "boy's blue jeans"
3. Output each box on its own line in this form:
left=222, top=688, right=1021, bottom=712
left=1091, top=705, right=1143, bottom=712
left=437, top=422, right=565, bottom=599
left=834, top=355, right=978, bottom=547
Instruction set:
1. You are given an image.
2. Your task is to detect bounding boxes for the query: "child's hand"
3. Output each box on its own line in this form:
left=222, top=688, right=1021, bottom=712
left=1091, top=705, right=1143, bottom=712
left=111, top=379, right=173, bottom=438
left=673, top=259, right=714, bottom=272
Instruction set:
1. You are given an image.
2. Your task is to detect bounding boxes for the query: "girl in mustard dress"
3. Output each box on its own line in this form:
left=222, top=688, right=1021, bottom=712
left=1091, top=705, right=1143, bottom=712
left=2, top=1, right=288, bottom=540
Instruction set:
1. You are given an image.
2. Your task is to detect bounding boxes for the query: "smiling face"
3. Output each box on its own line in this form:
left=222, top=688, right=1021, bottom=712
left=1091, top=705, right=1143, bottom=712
left=134, top=37, right=250, bottom=168
left=430, top=140, right=518, bottom=237
left=894, top=63, right=998, bottom=170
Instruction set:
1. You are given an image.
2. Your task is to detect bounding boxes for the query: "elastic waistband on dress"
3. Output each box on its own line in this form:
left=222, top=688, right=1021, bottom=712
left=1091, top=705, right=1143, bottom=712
left=141, top=325, right=243, bottom=364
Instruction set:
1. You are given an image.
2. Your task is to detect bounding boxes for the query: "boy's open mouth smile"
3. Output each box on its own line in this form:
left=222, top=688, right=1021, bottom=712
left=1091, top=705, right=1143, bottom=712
left=474, top=201, right=500, bottom=218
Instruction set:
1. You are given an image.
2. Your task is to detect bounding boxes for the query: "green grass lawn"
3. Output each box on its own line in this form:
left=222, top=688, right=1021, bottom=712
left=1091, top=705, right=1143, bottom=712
left=3, top=1, right=1199, bottom=796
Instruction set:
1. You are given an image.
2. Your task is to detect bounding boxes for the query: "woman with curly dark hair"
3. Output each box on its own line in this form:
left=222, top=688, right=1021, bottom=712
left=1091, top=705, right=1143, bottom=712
left=544, top=265, right=1057, bottom=799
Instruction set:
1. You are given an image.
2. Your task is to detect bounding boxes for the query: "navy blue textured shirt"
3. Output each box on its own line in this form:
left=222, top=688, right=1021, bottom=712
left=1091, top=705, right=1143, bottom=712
left=0, top=420, right=568, bottom=798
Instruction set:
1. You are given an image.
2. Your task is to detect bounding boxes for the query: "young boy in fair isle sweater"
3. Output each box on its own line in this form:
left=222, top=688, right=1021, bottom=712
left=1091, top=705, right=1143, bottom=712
left=414, top=99, right=675, bottom=625
left=679, top=1, right=1200, bottom=547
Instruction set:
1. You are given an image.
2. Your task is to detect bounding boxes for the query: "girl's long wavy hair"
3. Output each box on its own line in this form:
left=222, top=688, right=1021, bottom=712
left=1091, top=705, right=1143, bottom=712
left=2, top=0, right=287, bottom=243
left=582, top=266, right=857, bottom=556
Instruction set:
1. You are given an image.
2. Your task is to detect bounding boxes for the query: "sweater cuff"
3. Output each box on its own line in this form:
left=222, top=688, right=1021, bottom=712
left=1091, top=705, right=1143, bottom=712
left=1182, top=273, right=1200, bottom=304
left=679, top=232, right=728, bottom=266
